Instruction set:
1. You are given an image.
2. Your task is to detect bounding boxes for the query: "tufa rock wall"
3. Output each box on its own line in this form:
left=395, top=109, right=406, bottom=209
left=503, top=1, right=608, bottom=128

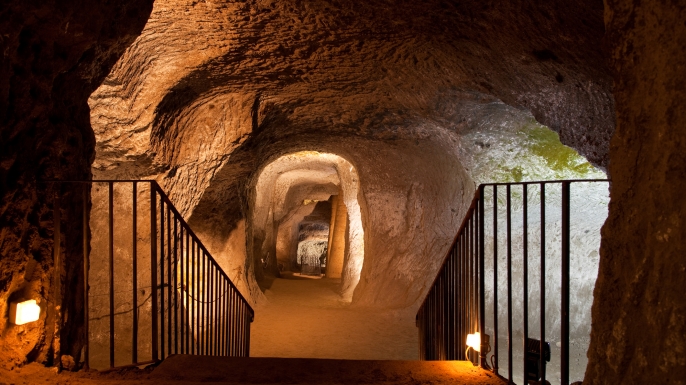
left=585, top=0, right=686, bottom=383
left=0, top=0, right=153, bottom=368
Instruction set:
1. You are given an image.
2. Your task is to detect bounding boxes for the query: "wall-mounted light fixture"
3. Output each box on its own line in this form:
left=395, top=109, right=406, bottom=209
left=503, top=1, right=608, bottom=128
left=466, top=332, right=481, bottom=352
left=10, top=299, right=41, bottom=325
left=466, top=332, right=492, bottom=368
left=465, top=332, right=481, bottom=366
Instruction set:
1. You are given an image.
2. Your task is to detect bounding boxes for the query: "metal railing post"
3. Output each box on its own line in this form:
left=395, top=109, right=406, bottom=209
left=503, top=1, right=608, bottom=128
left=150, top=183, right=159, bottom=362
left=132, top=182, right=138, bottom=364
left=478, top=186, right=486, bottom=368
left=108, top=182, right=115, bottom=368
left=561, top=181, right=571, bottom=385
left=540, top=182, right=546, bottom=384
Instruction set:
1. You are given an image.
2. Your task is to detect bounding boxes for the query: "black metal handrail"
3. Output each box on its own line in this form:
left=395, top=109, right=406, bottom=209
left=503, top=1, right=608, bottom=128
left=50, top=180, right=253, bottom=370
left=416, top=179, right=608, bottom=385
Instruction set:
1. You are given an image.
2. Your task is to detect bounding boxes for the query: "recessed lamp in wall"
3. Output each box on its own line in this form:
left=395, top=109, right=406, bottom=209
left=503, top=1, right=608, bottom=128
left=10, top=299, right=41, bottom=325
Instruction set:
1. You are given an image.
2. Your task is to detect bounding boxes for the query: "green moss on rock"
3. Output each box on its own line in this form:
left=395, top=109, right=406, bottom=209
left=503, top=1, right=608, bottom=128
left=520, top=121, right=595, bottom=176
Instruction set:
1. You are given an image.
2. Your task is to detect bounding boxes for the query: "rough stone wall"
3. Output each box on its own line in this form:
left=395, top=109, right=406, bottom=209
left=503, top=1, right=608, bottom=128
left=0, top=1, right=153, bottom=368
left=585, top=0, right=686, bottom=383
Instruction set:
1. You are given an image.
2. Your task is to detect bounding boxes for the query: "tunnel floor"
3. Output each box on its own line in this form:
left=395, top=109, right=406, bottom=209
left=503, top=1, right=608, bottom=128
left=251, top=273, right=417, bottom=360
left=1, top=356, right=505, bottom=384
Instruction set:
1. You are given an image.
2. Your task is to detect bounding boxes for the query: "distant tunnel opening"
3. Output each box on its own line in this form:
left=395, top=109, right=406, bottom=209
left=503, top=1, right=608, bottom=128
left=252, top=152, right=365, bottom=301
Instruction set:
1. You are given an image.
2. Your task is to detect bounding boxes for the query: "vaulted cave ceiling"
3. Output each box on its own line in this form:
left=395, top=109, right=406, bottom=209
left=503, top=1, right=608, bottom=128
left=90, top=0, right=613, bottom=177
left=87, top=0, right=614, bottom=306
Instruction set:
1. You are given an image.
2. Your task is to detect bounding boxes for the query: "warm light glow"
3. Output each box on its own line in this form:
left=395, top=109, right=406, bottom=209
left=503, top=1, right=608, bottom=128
left=466, top=332, right=481, bottom=352
left=10, top=299, right=41, bottom=325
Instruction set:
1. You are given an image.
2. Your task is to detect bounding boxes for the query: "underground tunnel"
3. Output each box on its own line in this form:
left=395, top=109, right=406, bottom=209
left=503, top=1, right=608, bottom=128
left=1, top=0, right=685, bottom=384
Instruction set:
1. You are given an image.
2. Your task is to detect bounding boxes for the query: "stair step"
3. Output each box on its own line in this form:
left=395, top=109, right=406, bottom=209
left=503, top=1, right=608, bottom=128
left=150, top=355, right=505, bottom=384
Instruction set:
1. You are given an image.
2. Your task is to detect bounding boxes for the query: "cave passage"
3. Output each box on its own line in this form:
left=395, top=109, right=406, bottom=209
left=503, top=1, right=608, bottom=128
left=252, top=151, right=365, bottom=301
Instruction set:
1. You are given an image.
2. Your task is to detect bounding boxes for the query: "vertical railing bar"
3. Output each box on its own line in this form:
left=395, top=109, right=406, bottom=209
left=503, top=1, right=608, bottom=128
left=167, top=205, right=172, bottom=357
left=241, top=304, right=248, bottom=357
left=247, top=309, right=252, bottom=357
left=197, top=240, right=200, bottom=355
left=218, top=268, right=222, bottom=356
left=506, top=184, right=513, bottom=382
left=189, top=235, right=198, bottom=354
left=186, top=229, right=191, bottom=354
left=540, top=182, right=546, bottom=384
left=462, top=231, right=467, bottom=360
left=457, top=235, right=462, bottom=359
left=203, top=253, right=208, bottom=355
left=431, top=290, right=438, bottom=360
left=522, top=184, right=529, bottom=380
left=472, top=215, right=477, bottom=363
left=475, top=197, right=480, bottom=364
left=449, top=251, right=454, bottom=359
left=173, top=216, right=179, bottom=354
left=108, top=182, right=115, bottom=368
left=462, top=230, right=467, bottom=360
left=180, top=226, right=185, bottom=354
left=150, top=183, right=159, bottom=362
left=212, top=266, right=216, bottom=355
left=193, top=243, right=203, bottom=354
left=479, top=186, right=486, bottom=369
left=82, top=185, right=90, bottom=370
left=201, top=247, right=206, bottom=355
left=217, top=274, right=221, bottom=356
left=447, top=261, right=451, bottom=360
left=230, top=290, right=237, bottom=357
left=236, top=292, right=243, bottom=357
left=132, top=182, right=138, bottom=364
left=451, top=249, right=456, bottom=360
left=240, top=304, right=245, bottom=356
left=561, top=181, right=571, bottom=385
left=467, top=218, right=472, bottom=362
left=445, top=252, right=450, bottom=359
left=221, top=275, right=226, bottom=356
left=221, top=280, right=226, bottom=356
left=431, top=289, right=438, bottom=360
left=224, top=277, right=229, bottom=356
left=233, top=289, right=238, bottom=356
left=159, top=198, right=165, bottom=359
left=492, top=185, right=499, bottom=374
left=469, top=214, right=476, bottom=364
left=442, top=258, right=446, bottom=360
left=418, top=307, right=422, bottom=360
left=429, top=290, right=432, bottom=360
left=245, top=306, right=250, bottom=356
left=436, top=271, right=444, bottom=360
left=467, top=217, right=473, bottom=363
left=210, top=262, right=216, bottom=355
left=208, top=263, right=217, bottom=355
left=228, top=289, right=233, bottom=356
left=206, top=260, right=211, bottom=355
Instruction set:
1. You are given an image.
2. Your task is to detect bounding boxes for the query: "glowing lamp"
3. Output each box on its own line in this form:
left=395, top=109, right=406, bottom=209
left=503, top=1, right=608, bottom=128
left=466, top=332, right=481, bottom=352
left=10, top=299, right=41, bottom=325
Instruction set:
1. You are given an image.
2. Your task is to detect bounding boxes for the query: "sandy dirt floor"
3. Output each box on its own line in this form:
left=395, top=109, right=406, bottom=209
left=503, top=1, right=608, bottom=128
left=250, top=274, right=418, bottom=360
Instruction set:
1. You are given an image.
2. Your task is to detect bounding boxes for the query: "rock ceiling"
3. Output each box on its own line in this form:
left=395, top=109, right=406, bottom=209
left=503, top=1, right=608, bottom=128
left=90, top=0, right=613, bottom=177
